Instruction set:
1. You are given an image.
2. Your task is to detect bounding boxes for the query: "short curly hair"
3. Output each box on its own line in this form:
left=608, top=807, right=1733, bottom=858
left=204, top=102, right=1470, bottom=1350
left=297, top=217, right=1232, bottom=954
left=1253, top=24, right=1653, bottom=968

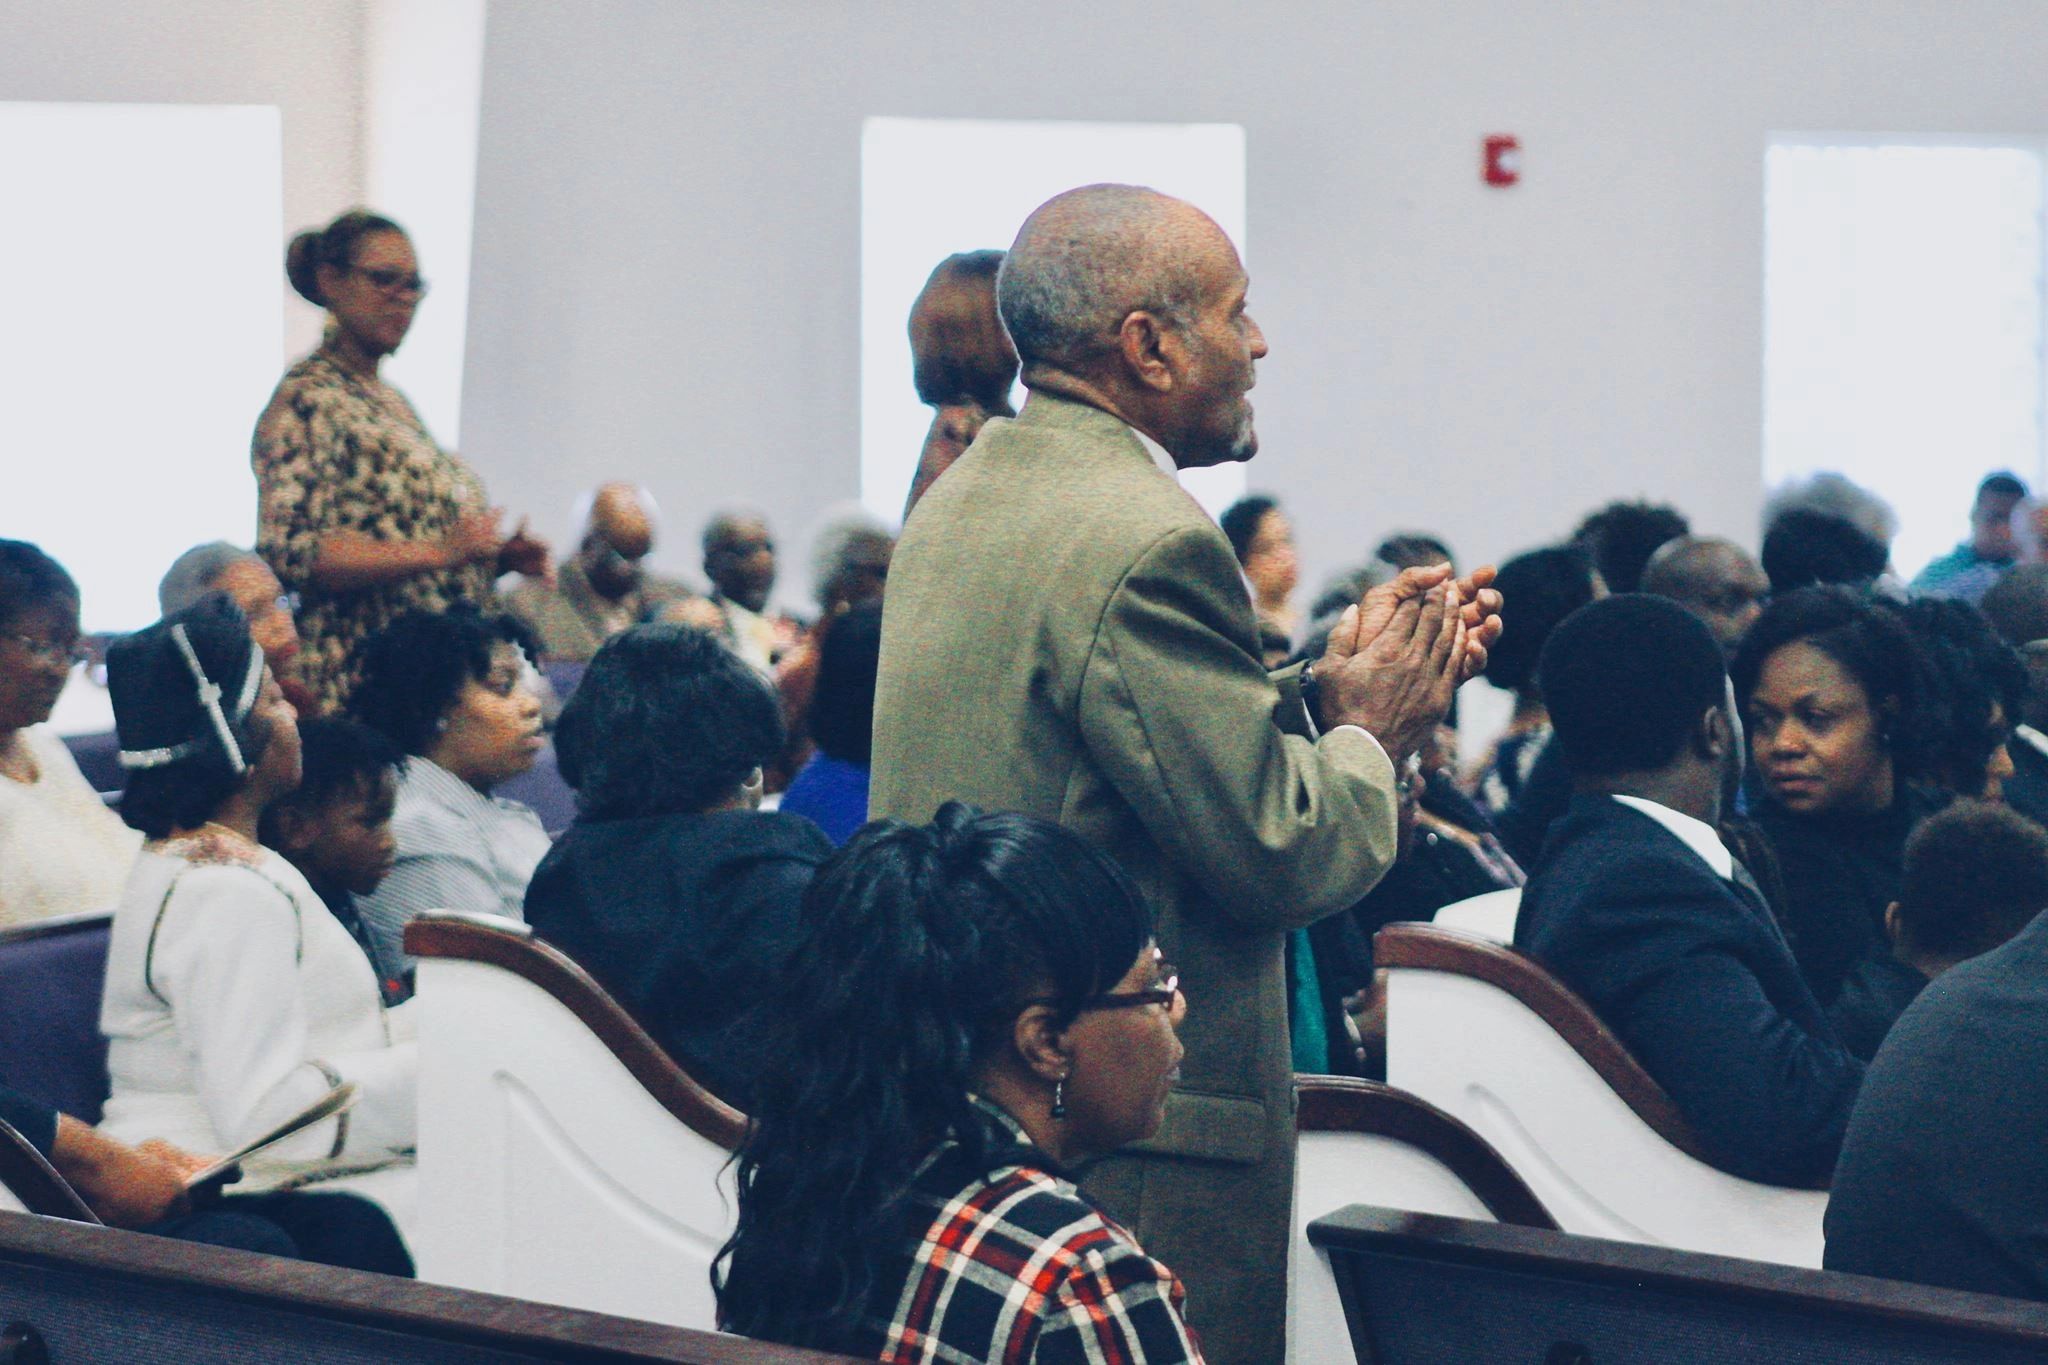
left=1730, top=586, right=1938, bottom=781
left=348, top=608, right=535, bottom=756
left=555, top=624, right=785, bottom=820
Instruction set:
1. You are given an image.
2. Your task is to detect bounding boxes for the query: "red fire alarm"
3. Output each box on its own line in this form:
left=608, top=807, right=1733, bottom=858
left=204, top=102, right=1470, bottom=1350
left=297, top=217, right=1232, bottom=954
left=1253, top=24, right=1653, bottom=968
left=1483, top=135, right=1521, bottom=187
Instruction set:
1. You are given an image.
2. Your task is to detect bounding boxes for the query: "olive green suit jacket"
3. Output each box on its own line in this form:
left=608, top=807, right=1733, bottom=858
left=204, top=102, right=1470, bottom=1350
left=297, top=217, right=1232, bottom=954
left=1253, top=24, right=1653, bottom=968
left=870, top=392, right=1400, bottom=1365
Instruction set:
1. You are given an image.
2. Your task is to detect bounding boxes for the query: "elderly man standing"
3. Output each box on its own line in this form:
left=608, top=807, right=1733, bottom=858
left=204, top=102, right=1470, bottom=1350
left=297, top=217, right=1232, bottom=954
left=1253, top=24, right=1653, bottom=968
left=870, top=184, right=1499, bottom=1364
left=506, top=483, right=696, bottom=662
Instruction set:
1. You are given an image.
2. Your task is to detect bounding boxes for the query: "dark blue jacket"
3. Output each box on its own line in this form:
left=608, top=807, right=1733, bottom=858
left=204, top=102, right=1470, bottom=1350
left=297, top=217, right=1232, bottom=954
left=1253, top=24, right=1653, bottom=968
left=1514, top=794, right=1864, bottom=1185
left=1826, top=910, right=2048, bottom=1300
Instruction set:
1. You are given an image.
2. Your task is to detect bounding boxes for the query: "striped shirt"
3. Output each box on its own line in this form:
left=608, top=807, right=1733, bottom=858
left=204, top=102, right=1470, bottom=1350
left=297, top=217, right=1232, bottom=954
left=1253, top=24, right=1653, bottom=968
left=859, top=1099, right=1205, bottom=1365
left=355, top=757, right=551, bottom=980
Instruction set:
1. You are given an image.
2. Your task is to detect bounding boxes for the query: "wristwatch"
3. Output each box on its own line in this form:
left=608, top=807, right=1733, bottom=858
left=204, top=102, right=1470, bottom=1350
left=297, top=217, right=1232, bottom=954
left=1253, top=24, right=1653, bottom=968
left=1299, top=660, right=1324, bottom=732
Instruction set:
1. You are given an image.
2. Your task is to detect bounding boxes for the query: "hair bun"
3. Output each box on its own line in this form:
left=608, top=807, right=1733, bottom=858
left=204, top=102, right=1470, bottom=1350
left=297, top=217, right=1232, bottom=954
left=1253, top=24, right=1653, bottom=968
left=284, top=228, right=326, bottom=306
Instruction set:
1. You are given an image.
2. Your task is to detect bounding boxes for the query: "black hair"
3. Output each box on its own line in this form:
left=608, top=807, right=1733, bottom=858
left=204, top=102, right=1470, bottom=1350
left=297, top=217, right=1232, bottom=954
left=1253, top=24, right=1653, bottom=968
left=1979, top=471, right=2029, bottom=501
left=0, top=539, right=79, bottom=633
left=808, top=604, right=882, bottom=766
left=1219, top=495, right=1280, bottom=565
left=285, top=209, right=406, bottom=308
left=1896, top=598, right=2026, bottom=798
left=115, top=603, right=278, bottom=840
left=258, top=718, right=403, bottom=846
left=1897, top=800, right=2048, bottom=958
left=555, top=624, right=784, bottom=819
left=1729, top=585, right=1938, bottom=782
left=1374, top=532, right=1455, bottom=572
left=348, top=608, right=534, bottom=756
left=909, top=250, right=1017, bottom=412
left=1571, top=500, right=1690, bottom=594
left=1760, top=509, right=1889, bottom=594
left=715, top=804, right=1152, bottom=1351
left=1487, top=544, right=1601, bottom=699
left=1540, top=594, right=1729, bottom=776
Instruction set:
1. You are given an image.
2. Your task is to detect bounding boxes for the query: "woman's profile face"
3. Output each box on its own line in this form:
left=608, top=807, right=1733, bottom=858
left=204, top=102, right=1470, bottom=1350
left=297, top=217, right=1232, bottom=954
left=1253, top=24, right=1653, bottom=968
left=1058, top=945, right=1186, bottom=1157
left=1746, top=640, right=1894, bottom=816
left=0, top=595, right=80, bottom=733
left=321, top=229, right=423, bottom=358
left=430, top=642, right=544, bottom=791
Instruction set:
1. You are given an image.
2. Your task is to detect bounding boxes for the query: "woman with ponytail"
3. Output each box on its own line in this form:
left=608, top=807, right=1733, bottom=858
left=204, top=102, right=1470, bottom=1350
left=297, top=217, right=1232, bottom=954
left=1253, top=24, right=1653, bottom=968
left=253, top=209, right=550, bottom=711
left=716, top=803, right=1201, bottom=1363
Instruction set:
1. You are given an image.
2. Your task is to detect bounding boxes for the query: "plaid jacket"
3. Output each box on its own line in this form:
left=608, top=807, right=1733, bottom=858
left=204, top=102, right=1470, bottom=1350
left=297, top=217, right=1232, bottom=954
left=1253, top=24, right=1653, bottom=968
left=857, top=1099, right=1204, bottom=1364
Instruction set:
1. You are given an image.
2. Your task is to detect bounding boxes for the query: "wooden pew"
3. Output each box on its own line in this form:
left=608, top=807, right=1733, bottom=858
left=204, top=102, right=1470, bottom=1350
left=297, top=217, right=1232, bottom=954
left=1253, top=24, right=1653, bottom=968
left=0, top=1209, right=860, bottom=1363
left=1378, top=921, right=1828, bottom=1265
left=1308, top=1204, right=2048, bottom=1364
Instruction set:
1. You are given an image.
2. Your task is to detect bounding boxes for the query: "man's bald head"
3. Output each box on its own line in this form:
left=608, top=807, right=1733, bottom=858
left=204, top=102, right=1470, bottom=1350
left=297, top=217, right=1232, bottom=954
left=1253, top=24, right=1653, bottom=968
left=586, top=483, right=656, bottom=560
left=998, top=185, right=1229, bottom=375
left=997, top=185, right=1266, bottom=468
left=1639, top=536, right=1770, bottom=654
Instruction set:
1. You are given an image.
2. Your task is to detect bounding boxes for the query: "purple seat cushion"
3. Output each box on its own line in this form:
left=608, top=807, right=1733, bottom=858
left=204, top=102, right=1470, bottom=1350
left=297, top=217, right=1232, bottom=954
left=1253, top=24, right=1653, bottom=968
left=62, top=730, right=123, bottom=795
left=0, top=918, right=112, bottom=1123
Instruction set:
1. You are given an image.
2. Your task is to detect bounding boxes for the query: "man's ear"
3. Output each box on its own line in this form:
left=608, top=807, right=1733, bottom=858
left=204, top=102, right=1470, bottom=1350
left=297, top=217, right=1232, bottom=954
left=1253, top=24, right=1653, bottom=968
left=1009, top=1003, right=1075, bottom=1085
left=1115, top=311, right=1180, bottom=394
left=1695, top=702, right=1729, bottom=760
left=1883, top=901, right=1905, bottom=950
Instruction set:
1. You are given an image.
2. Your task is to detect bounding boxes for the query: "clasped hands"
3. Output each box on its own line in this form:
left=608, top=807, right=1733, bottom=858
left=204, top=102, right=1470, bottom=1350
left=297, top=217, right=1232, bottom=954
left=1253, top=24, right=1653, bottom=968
left=1312, top=563, right=1503, bottom=762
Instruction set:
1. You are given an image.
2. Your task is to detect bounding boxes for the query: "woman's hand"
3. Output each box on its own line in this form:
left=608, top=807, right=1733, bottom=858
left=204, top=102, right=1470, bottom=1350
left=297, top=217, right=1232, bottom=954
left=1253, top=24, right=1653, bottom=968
left=51, top=1117, right=200, bottom=1228
left=443, top=509, right=505, bottom=569
left=497, top=518, right=554, bottom=580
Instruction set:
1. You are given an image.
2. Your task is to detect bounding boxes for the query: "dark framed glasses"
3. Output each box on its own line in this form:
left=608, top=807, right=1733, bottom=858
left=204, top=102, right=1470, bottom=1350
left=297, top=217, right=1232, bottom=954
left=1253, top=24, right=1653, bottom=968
left=1034, top=947, right=1181, bottom=1015
left=348, top=264, right=430, bottom=297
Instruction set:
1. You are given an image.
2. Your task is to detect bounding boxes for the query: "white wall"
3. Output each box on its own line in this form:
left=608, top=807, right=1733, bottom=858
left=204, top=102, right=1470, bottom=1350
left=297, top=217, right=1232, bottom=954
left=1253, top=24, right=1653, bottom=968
left=364, top=0, right=486, bottom=447
left=462, top=0, right=2048, bottom=601
left=0, top=0, right=365, bottom=364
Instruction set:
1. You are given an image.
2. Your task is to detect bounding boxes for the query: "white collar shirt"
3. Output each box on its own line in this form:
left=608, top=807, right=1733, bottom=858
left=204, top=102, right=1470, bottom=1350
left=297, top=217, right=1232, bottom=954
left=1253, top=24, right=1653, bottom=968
left=1611, top=794, right=1735, bottom=880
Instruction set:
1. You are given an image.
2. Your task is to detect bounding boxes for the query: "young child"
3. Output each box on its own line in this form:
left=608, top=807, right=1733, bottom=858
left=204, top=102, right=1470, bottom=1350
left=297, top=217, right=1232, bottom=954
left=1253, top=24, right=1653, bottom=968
left=261, top=717, right=408, bottom=1002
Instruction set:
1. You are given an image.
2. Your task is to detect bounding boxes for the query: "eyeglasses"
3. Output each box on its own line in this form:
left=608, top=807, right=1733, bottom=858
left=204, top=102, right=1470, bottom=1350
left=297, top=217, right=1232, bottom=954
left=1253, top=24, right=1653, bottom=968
left=1033, top=949, right=1182, bottom=1015
left=4, top=633, right=89, bottom=668
left=348, top=265, right=430, bottom=297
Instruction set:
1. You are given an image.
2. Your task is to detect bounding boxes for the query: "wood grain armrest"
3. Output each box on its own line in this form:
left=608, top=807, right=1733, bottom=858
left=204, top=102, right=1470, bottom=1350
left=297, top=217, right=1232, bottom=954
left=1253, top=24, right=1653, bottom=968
left=1295, top=1075, right=1556, bottom=1229
left=405, top=913, right=748, bottom=1151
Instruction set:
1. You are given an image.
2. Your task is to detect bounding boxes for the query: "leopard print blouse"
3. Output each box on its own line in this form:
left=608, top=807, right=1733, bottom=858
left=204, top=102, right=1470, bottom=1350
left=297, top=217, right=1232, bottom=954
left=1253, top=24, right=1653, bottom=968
left=253, top=337, right=497, bottom=711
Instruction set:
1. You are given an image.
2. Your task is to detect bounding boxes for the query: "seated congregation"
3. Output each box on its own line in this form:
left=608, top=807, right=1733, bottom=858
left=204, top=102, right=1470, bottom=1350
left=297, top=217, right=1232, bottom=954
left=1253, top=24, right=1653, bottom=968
left=12, top=190, right=2048, bottom=1365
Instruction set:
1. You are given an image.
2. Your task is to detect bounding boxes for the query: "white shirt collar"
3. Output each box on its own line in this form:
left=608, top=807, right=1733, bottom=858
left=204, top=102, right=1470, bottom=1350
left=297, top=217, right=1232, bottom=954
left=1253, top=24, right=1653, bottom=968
left=1610, top=794, right=1734, bottom=880
left=2017, top=724, right=2048, bottom=760
left=1127, top=425, right=1181, bottom=481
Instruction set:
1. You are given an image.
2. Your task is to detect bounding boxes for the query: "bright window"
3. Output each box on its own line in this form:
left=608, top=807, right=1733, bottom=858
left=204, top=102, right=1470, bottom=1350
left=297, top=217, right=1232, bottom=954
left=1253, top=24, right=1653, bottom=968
left=860, top=117, right=1248, bottom=523
left=0, top=103, right=282, bottom=631
left=1764, top=138, right=2045, bottom=576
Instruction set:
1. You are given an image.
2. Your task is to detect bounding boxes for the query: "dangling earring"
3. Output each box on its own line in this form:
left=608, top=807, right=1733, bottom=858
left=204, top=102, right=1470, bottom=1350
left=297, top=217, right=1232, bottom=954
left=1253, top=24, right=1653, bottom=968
left=1051, top=1074, right=1068, bottom=1120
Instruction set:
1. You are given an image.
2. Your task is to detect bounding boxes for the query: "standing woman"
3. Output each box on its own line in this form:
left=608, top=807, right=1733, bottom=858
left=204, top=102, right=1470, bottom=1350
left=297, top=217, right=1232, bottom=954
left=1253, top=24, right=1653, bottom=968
left=254, top=210, right=549, bottom=711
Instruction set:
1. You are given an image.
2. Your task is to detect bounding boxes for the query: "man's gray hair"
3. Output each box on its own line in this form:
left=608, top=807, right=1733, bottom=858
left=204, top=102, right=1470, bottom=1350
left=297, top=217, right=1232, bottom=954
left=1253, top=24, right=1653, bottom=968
left=1761, top=472, right=1898, bottom=547
left=159, top=541, right=255, bottom=615
left=809, top=506, right=895, bottom=598
left=997, top=184, right=1205, bottom=373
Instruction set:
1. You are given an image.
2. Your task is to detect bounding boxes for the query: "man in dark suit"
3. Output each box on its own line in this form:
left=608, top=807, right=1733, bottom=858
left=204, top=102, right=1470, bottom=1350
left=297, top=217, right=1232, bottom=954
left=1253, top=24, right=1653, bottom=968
left=1513, top=594, right=1864, bottom=1186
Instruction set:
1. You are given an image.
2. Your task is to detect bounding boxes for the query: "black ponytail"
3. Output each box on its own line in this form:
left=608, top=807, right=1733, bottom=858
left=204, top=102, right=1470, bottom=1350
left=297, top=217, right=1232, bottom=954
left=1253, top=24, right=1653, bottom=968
left=714, top=802, right=1151, bottom=1351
